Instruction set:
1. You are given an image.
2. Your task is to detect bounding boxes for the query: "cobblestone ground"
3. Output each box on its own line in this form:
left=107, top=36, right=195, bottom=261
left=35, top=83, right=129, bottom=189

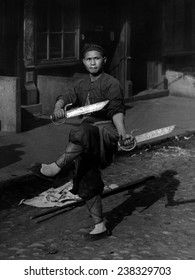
left=0, top=134, right=195, bottom=260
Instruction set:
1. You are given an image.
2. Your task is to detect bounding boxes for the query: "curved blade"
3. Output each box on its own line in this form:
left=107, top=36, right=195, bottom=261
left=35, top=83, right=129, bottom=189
left=66, top=100, right=109, bottom=118
left=135, top=125, right=175, bottom=143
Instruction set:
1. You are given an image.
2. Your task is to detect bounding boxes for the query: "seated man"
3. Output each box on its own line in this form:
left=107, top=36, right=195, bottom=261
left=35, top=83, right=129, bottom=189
left=31, top=43, right=132, bottom=241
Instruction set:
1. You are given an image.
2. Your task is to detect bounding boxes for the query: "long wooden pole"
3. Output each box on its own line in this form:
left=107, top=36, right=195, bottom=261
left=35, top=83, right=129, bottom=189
left=31, top=175, right=155, bottom=222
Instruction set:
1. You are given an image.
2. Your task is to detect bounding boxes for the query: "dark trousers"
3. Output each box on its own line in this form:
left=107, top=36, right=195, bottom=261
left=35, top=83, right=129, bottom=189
left=56, top=123, right=105, bottom=200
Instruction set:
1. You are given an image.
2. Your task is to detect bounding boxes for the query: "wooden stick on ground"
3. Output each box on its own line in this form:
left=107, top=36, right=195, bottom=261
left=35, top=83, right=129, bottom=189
left=31, top=175, right=155, bottom=223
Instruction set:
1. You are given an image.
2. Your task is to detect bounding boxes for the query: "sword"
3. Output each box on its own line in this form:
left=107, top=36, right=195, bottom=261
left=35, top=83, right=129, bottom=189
left=50, top=100, right=109, bottom=123
left=118, top=125, right=176, bottom=151
left=50, top=101, right=175, bottom=151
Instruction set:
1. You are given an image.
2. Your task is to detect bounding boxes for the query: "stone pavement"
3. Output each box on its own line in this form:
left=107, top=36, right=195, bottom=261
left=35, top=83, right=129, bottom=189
left=0, top=134, right=195, bottom=260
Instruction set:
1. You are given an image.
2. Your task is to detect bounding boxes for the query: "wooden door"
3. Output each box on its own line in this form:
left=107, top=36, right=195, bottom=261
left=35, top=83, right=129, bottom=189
left=109, top=20, right=132, bottom=98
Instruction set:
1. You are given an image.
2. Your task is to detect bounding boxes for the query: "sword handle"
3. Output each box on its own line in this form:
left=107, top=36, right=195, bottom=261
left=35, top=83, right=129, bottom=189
left=50, top=103, right=72, bottom=121
left=50, top=103, right=72, bottom=125
left=118, top=129, right=138, bottom=151
left=118, top=137, right=137, bottom=152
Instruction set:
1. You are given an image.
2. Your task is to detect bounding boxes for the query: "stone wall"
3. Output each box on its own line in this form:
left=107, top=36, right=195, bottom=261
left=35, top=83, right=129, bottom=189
left=37, top=75, right=74, bottom=115
left=166, top=70, right=195, bottom=98
left=0, top=76, right=21, bottom=132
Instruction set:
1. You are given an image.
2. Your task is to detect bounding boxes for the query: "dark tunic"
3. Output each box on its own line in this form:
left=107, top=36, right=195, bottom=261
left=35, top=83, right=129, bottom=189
left=58, top=73, right=126, bottom=200
left=57, top=72, right=125, bottom=120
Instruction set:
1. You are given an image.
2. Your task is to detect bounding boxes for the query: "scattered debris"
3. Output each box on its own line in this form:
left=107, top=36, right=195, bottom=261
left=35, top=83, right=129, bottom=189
left=152, top=146, right=195, bottom=158
left=184, top=135, right=193, bottom=140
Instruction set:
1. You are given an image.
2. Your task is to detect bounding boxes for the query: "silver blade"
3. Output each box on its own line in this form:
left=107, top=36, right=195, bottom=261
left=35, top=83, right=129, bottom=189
left=135, top=125, right=175, bottom=144
left=66, top=100, right=109, bottom=118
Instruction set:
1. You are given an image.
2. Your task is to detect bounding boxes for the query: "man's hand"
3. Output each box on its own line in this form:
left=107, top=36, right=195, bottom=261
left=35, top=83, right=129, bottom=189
left=118, top=134, right=137, bottom=151
left=121, top=133, right=134, bottom=146
left=52, top=98, right=66, bottom=121
left=52, top=108, right=66, bottom=121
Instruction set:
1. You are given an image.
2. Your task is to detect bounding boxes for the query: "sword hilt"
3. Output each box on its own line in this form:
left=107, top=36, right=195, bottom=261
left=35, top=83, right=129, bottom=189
left=118, top=129, right=138, bottom=151
left=50, top=103, right=72, bottom=125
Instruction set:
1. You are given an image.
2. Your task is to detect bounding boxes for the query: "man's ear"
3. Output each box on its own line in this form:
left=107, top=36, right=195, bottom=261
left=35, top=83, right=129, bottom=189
left=103, top=57, right=107, bottom=64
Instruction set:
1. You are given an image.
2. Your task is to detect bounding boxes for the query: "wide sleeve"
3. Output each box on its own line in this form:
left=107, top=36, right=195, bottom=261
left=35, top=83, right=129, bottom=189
left=105, top=78, right=126, bottom=119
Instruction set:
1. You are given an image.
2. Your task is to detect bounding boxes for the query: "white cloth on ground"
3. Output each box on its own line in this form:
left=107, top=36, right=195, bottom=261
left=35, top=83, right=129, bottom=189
left=19, top=181, right=119, bottom=208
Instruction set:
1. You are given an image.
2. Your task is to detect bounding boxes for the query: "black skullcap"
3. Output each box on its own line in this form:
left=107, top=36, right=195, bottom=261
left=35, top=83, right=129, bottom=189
left=81, top=43, right=106, bottom=57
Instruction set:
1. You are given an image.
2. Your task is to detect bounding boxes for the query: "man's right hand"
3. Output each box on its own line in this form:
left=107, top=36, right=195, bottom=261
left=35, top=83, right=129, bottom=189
left=51, top=108, right=66, bottom=121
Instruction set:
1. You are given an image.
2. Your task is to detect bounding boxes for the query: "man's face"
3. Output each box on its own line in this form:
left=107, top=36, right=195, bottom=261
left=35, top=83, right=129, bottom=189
left=83, top=50, right=107, bottom=75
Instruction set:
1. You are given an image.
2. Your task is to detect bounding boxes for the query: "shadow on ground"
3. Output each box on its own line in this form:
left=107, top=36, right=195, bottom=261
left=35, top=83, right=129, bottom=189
left=105, top=169, right=182, bottom=231
left=21, top=116, right=51, bottom=132
left=0, top=144, right=25, bottom=169
left=21, top=109, right=51, bottom=132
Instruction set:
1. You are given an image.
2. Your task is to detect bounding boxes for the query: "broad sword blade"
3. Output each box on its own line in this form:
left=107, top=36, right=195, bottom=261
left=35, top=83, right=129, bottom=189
left=135, top=125, right=175, bottom=144
left=66, top=100, right=109, bottom=118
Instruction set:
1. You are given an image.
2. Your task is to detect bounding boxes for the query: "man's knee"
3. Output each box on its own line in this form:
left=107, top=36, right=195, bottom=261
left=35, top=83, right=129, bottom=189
left=69, top=125, right=86, bottom=145
left=69, top=124, right=100, bottom=151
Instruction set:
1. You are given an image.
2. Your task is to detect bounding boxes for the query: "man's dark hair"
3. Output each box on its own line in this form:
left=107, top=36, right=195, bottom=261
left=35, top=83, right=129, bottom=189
left=81, top=43, right=106, bottom=58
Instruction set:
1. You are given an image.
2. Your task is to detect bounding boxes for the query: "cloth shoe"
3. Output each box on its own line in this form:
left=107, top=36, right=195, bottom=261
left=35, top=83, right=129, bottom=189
left=30, top=163, right=58, bottom=181
left=83, top=229, right=111, bottom=242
